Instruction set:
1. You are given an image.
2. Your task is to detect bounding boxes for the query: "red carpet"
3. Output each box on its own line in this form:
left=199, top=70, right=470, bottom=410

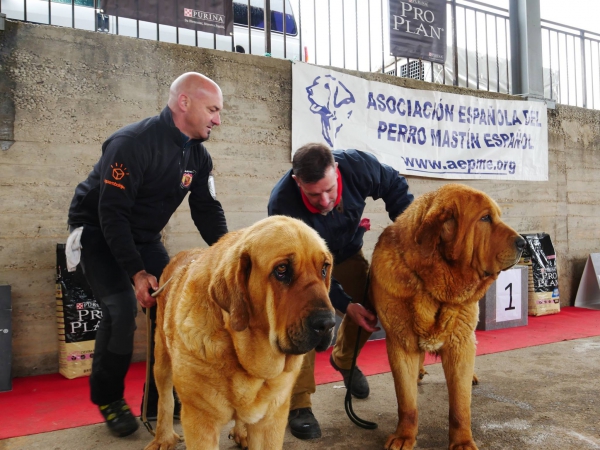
left=1, top=306, right=599, bottom=440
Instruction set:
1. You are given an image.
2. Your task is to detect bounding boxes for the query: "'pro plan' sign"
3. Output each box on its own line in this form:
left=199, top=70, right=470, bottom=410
left=389, top=0, right=447, bottom=63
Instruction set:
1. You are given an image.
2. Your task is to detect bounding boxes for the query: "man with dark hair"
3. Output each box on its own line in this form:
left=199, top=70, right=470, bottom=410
left=268, top=143, right=413, bottom=440
left=67, top=72, right=228, bottom=437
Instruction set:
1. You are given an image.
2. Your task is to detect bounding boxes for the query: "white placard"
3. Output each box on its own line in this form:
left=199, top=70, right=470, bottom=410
left=574, top=254, right=600, bottom=310
left=292, top=62, right=548, bottom=181
left=495, top=269, right=522, bottom=322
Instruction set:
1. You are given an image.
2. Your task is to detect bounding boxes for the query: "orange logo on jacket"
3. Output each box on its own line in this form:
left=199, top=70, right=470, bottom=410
left=104, top=162, right=129, bottom=190
left=181, top=170, right=195, bottom=189
left=111, top=163, right=129, bottom=180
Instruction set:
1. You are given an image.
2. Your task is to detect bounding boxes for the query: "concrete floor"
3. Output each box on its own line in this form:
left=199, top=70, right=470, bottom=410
left=2, top=336, right=600, bottom=450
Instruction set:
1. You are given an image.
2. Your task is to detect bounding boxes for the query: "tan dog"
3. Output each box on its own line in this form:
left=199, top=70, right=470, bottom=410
left=369, top=184, right=525, bottom=450
left=144, top=216, right=336, bottom=450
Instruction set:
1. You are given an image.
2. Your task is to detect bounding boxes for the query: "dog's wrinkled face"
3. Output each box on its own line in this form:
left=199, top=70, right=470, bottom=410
left=241, top=217, right=336, bottom=355
left=460, top=192, right=525, bottom=277
left=416, top=184, right=526, bottom=279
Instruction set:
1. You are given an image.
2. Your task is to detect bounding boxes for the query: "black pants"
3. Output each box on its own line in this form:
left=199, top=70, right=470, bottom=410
left=78, top=224, right=169, bottom=406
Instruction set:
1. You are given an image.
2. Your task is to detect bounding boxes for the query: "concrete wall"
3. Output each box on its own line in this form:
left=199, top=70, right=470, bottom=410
left=1, top=20, right=599, bottom=377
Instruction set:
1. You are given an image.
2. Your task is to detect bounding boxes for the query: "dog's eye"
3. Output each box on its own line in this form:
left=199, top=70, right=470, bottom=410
left=481, top=215, right=491, bottom=222
left=321, top=263, right=330, bottom=279
left=273, top=264, right=291, bottom=283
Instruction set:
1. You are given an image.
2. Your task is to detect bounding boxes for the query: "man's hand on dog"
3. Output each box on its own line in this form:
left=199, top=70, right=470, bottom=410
left=133, top=270, right=158, bottom=308
left=346, top=303, right=380, bottom=333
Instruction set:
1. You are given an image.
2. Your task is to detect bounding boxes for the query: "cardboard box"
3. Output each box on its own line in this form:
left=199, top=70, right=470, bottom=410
left=477, top=266, right=528, bottom=331
left=0, top=285, right=12, bottom=392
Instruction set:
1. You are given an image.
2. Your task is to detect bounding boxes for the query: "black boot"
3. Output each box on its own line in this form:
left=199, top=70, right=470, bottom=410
left=288, top=407, right=321, bottom=440
left=98, top=398, right=139, bottom=437
left=330, top=355, right=370, bottom=399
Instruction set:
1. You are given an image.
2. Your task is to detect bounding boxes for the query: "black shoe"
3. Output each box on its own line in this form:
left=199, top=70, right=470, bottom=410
left=288, top=407, right=321, bottom=440
left=330, top=355, right=370, bottom=399
left=98, top=399, right=139, bottom=437
left=141, top=394, right=181, bottom=421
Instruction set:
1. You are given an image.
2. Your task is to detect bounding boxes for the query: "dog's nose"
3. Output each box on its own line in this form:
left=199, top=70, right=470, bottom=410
left=515, top=236, right=527, bottom=251
left=307, top=310, right=335, bottom=337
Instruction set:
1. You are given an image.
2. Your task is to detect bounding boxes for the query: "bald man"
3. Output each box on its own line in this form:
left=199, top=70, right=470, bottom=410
left=67, top=72, right=228, bottom=438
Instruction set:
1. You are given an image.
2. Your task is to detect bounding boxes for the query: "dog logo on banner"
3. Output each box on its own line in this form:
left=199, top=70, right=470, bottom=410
left=305, top=75, right=355, bottom=147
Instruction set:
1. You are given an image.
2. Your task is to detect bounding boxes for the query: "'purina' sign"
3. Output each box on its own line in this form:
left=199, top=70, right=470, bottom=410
left=292, top=62, right=548, bottom=181
left=389, top=0, right=447, bottom=63
left=100, top=0, right=233, bottom=35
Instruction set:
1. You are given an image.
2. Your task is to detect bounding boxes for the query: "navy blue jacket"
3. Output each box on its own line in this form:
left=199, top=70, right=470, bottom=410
left=268, top=149, right=413, bottom=312
left=68, top=106, right=228, bottom=278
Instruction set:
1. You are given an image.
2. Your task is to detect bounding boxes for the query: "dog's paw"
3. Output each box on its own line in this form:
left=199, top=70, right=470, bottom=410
left=417, top=367, right=429, bottom=385
left=384, top=434, right=416, bottom=450
left=472, top=373, right=479, bottom=385
left=143, top=431, right=181, bottom=450
left=449, top=441, right=478, bottom=450
left=228, top=421, right=248, bottom=449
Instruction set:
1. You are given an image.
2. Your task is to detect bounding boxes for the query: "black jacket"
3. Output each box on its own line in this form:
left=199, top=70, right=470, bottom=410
left=68, top=106, right=228, bottom=277
left=268, top=149, right=413, bottom=312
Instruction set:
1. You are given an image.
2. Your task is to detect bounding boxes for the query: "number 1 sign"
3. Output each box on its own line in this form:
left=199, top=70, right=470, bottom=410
left=495, top=269, right=523, bottom=322
left=477, top=266, right=528, bottom=331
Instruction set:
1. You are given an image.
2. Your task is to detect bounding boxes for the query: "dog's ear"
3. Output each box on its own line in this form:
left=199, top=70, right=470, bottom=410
left=440, top=198, right=475, bottom=262
left=439, top=214, right=461, bottom=261
left=415, top=201, right=455, bottom=256
left=209, top=251, right=251, bottom=332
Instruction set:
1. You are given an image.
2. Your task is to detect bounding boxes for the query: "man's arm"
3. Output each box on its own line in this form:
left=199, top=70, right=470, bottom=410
left=97, top=137, right=147, bottom=278
left=329, top=278, right=352, bottom=313
left=330, top=278, right=379, bottom=333
left=133, top=270, right=159, bottom=308
left=267, top=172, right=295, bottom=218
left=189, top=167, right=228, bottom=245
left=378, top=163, right=414, bottom=221
left=348, top=150, right=414, bottom=221
left=97, top=137, right=157, bottom=306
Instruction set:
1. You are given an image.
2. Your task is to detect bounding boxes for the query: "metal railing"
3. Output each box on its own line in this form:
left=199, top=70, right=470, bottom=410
left=371, top=1, right=513, bottom=95
left=1, top=0, right=599, bottom=109
left=542, top=20, right=600, bottom=109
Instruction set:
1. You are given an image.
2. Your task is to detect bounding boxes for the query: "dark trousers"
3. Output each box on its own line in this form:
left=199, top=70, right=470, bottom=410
left=78, top=224, right=169, bottom=406
left=291, top=250, right=372, bottom=409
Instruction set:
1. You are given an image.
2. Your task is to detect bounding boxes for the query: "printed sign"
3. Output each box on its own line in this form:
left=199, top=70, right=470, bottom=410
left=100, top=0, right=234, bottom=35
left=495, top=268, right=522, bottom=323
left=389, top=0, right=447, bottom=63
left=292, top=62, right=548, bottom=181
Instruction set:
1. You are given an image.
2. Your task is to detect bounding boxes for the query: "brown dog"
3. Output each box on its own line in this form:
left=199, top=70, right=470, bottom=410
left=144, top=216, right=336, bottom=450
left=370, top=184, right=525, bottom=450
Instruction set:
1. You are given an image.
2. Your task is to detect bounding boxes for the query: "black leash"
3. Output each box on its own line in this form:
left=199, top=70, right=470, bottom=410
left=344, top=327, right=378, bottom=429
left=141, top=306, right=155, bottom=435
left=343, top=270, right=378, bottom=430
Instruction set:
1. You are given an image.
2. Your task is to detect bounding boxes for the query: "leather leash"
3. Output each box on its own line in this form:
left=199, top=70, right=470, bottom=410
left=344, top=271, right=378, bottom=430
left=141, top=308, right=155, bottom=436
left=344, top=327, right=378, bottom=429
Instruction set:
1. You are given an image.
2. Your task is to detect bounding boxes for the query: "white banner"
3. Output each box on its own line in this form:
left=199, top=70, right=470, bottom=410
left=292, top=62, right=548, bottom=181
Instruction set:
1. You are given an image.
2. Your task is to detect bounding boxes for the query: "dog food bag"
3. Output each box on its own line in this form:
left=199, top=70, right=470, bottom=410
left=519, top=233, right=560, bottom=316
left=56, top=244, right=102, bottom=379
